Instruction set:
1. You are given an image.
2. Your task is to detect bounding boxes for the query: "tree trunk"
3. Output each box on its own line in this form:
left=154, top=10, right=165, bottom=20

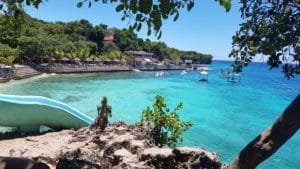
left=229, top=94, right=300, bottom=169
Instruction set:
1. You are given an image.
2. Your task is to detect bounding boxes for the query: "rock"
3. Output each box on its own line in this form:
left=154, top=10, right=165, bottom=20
left=140, top=147, right=222, bottom=169
left=0, top=157, right=50, bottom=169
left=1, top=122, right=224, bottom=169
left=56, top=158, right=101, bottom=169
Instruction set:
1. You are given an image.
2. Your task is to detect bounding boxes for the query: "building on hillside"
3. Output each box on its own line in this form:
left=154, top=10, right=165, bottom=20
left=104, top=35, right=114, bottom=43
left=185, top=59, right=193, bottom=66
left=151, top=58, right=159, bottom=64
left=173, top=59, right=184, bottom=65
left=125, top=51, right=154, bottom=58
left=163, top=59, right=171, bottom=65
left=125, top=51, right=154, bottom=65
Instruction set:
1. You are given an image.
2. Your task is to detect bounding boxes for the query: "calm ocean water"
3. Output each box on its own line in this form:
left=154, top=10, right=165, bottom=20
left=0, top=60, right=299, bottom=168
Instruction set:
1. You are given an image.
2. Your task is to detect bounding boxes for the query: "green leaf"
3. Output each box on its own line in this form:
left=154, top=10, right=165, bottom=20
left=137, top=22, right=142, bottom=31
left=157, top=31, right=162, bottom=39
left=173, top=11, right=179, bottom=21
left=187, top=1, right=194, bottom=11
left=77, top=2, right=83, bottom=8
left=147, top=28, right=152, bottom=36
left=116, top=4, right=124, bottom=12
left=223, top=1, right=231, bottom=12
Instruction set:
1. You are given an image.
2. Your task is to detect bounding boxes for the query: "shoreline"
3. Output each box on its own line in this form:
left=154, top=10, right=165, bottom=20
left=36, top=64, right=187, bottom=73
left=0, top=64, right=189, bottom=84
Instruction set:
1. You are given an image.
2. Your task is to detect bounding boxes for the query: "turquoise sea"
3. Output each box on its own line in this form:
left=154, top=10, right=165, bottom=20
left=0, top=60, right=299, bottom=169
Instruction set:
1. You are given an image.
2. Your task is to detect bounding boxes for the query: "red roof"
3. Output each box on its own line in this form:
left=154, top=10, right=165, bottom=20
left=104, top=35, right=114, bottom=41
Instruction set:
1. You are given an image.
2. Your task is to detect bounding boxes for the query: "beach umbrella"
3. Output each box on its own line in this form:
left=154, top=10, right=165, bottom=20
left=61, top=57, right=70, bottom=62
left=85, top=58, right=92, bottom=62
left=74, top=57, right=81, bottom=62
left=95, top=58, right=102, bottom=63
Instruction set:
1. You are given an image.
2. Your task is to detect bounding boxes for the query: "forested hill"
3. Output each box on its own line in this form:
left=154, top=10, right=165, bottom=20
left=0, top=13, right=212, bottom=64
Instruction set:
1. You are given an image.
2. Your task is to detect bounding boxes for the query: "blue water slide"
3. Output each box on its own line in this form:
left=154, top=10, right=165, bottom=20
left=0, top=94, right=93, bottom=132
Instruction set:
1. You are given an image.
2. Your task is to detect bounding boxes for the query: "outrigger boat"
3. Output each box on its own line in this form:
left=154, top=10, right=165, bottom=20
left=197, top=66, right=213, bottom=71
left=181, top=70, right=187, bottom=75
left=199, top=71, right=208, bottom=81
left=155, top=71, right=164, bottom=77
left=227, top=73, right=241, bottom=83
left=219, top=68, right=230, bottom=78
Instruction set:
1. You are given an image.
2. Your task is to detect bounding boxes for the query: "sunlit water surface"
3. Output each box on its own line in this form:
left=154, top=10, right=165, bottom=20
left=0, top=61, right=299, bottom=169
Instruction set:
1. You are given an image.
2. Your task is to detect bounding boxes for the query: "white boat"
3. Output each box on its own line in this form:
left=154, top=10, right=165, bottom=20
left=199, top=71, right=208, bottom=81
left=181, top=70, right=187, bottom=75
left=219, top=69, right=230, bottom=78
left=197, top=66, right=213, bottom=71
left=160, top=71, right=164, bottom=76
left=132, top=69, right=141, bottom=72
left=186, top=66, right=194, bottom=71
left=227, top=73, right=241, bottom=83
left=155, top=71, right=164, bottom=77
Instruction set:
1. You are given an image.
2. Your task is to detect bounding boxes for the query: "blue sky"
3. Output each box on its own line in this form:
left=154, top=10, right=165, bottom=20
left=25, top=0, right=244, bottom=61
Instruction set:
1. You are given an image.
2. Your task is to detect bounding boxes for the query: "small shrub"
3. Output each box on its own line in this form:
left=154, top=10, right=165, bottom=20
left=138, top=95, right=192, bottom=147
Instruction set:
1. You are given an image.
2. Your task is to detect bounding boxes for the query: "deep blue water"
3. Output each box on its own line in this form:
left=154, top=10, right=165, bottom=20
left=0, top=60, right=299, bottom=168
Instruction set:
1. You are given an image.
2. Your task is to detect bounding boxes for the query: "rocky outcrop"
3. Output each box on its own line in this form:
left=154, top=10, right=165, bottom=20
left=0, top=122, right=225, bottom=169
left=56, top=122, right=223, bottom=169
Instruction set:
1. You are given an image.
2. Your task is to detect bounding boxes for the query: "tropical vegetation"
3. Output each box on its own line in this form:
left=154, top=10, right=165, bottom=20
left=138, top=95, right=192, bottom=147
left=0, top=12, right=213, bottom=66
left=0, top=1, right=299, bottom=169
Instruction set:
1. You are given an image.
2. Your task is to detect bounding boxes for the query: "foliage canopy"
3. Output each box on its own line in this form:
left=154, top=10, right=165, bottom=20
left=0, top=13, right=212, bottom=64
left=230, top=0, right=300, bottom=78
left=0, top=0, right=231, bottom=39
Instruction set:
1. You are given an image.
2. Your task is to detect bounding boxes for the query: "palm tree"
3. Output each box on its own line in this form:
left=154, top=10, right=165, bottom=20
left=68, top=51, right=77, bottom=65
left=54, top=50, right=64, bottom=65
left=79, top=48, right=90, bottom=61
left=90, top=55, right=97, bottom=65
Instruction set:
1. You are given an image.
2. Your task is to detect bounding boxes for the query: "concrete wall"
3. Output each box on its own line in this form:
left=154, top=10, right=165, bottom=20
left=37, top=64, right=186, bottom=73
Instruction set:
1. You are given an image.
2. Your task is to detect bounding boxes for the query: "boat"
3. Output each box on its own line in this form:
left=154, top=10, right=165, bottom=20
left=132, top=69, right=141, bottom=72
left=0, top=94, right=93, bottom=132
left=181, top=70, right=187, bottom=75
left=186, top=66, right=194, bottom=71
left=227, top=73, right=241, bottom=83
left=197, top=66, right=213, bottom=71
left=155, top=71, right=164, bottom=77
left=219, top=69, right=230, bottom=78
left=199, top=71, right=208, bottom=81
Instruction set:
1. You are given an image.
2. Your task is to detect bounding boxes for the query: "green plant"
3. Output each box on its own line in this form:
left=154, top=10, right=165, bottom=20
left=139, top=95, right=192, bottom=147
left=0, top=56, right=4, bottom=63
left=4, top=56, right=16, bottom=67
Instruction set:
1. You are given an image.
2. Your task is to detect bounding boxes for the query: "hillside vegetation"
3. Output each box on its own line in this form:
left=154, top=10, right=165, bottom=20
left=0, top=13, right=212, bottom=65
